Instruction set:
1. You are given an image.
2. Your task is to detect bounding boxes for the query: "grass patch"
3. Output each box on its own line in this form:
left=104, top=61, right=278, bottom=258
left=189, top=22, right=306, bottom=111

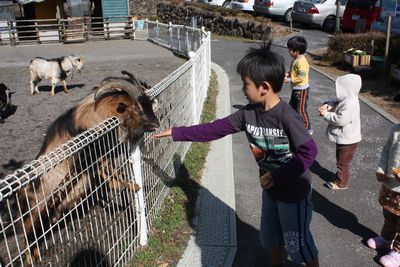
left=131, top=70, right=218, bottom=266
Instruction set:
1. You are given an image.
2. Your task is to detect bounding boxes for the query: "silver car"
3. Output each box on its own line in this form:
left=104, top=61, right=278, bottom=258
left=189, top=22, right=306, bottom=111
left=291, top=0, right=346, bottom=31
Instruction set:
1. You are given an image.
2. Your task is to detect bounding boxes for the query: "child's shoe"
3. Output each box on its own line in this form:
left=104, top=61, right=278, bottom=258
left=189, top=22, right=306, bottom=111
left=380, top=250, right=400, bottom=267
left=367, top=235, right=393, bottom=249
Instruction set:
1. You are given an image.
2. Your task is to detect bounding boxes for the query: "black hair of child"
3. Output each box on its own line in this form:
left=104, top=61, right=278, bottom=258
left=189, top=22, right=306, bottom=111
left=236, top=40, right=286, bottom=93
left=287, top=36, right=307, bottom=54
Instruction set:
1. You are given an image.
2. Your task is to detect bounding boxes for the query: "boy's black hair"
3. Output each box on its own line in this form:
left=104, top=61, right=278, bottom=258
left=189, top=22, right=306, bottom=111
left=236, top=39, right=285, bottom=93
left=287, top=36, right=307, bottom=54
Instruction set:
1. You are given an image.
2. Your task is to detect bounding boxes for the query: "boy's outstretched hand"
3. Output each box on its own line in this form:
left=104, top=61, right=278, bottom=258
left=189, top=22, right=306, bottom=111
left=260, top=172, right=273, bottom=189
left=152, top=128, right=172, bottom=138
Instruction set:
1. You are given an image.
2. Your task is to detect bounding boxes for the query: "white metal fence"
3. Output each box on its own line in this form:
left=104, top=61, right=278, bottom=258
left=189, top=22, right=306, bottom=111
left=0, top=20, right=211, bottom=266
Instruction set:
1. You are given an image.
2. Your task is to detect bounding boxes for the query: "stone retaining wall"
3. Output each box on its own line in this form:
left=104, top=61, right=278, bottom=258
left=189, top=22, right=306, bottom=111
left=157, top=2, right=290, bottom=40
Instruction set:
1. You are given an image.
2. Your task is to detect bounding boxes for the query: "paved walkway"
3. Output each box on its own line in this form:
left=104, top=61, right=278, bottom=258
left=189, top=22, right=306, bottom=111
left=178, top=40, right=399, bottom=266
left=177, top=63, right=236, bottom=267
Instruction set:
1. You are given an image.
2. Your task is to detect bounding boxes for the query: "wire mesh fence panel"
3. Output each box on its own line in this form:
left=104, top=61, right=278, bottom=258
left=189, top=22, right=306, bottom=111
left=141, top=62, right=194, bottom=226
left=0, top=118, right=143, bottom=266
left=0, top=21, right=211, bottom=266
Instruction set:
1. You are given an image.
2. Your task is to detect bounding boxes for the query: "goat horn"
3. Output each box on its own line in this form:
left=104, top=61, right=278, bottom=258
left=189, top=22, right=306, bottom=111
left=94, top=78, right=143, bottom=101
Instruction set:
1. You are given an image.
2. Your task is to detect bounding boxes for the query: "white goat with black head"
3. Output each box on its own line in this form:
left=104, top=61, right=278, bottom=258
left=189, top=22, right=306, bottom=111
left=29, top=54, right=84, bottom=96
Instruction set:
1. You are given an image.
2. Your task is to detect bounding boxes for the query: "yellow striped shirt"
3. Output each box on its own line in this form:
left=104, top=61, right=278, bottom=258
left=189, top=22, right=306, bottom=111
left=290, top=55, right=309, bottom=90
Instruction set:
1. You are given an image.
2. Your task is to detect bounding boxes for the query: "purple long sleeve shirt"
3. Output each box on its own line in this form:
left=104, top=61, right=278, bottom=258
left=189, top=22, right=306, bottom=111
left=172, top=101, right=318, bottom=202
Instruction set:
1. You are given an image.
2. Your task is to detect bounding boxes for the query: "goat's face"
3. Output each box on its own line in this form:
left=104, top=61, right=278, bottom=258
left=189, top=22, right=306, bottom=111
left=70, top=55, right=84, bottom=70
left=114, top=94, right=160, bottom=142
left=93, top=76, right=160, bottom=142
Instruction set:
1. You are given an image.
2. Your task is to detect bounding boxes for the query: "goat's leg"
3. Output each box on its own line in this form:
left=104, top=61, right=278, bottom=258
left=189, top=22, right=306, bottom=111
left=50, top=78, right=59, bottom=96
left=108, top=178, right=141, bottom=192
left=30, top=78, right=41, bottom=95
left=56, top=175, right=89, bottom=217
left=98, top=163, right=140, bottom=192
left=30, top=79, right=35, bottom=95
left=61, top=80, right=69, bottom=93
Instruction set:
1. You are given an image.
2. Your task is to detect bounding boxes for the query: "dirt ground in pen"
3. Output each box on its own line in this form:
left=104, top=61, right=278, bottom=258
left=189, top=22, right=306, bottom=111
left=0, top=40, right=186, bottom=178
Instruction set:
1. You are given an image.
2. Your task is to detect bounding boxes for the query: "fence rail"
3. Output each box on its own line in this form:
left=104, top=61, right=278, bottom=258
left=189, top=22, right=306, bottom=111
left=0, top=16, right=137, bottom=46
left=0, top=20, right=211, bottom=266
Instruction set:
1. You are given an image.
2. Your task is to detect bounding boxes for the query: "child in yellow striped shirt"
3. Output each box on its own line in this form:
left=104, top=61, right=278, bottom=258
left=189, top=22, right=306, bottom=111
left=284, top=36, right=312, bottom=134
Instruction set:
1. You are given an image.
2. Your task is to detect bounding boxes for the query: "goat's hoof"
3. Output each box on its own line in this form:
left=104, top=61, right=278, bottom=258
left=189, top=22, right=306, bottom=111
left=51, top=93, right=55, bottom=96
left=64, top=90, right=69, bottom=94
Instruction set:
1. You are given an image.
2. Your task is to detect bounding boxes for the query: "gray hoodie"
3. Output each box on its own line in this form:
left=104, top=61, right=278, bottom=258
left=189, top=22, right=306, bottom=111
left=323, top=74, right=362, bottom=145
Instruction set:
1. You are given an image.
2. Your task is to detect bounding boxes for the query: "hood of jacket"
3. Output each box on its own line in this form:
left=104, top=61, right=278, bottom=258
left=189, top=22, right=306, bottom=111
left=335, top=74, right=362, bottom=102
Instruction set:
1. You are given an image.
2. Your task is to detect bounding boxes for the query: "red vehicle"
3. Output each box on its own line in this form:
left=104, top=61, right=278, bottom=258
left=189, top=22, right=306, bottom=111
left=340, top=0, right=382, bottom=32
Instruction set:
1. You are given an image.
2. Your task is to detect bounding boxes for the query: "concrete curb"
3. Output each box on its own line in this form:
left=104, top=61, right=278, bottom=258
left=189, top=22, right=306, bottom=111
left=177, top=63, right=237, bottom=267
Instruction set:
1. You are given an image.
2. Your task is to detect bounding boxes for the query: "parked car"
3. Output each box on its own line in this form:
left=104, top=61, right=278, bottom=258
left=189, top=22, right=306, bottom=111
left=340, top=0, right=382, bottom=32
left=253, top=0, right=297, bottom=22
left=198, top=0, right=232, bottom=8
left=291, top=0, right=346, bottom=31
left=231, top=0, right=255, bottom=12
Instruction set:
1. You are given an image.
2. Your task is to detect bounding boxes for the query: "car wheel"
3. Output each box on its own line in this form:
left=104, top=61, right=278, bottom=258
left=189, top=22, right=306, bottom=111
left=322, top=16, right=336, bottom=32
left=284, top=8, right=293, bottom=23
left=222, top=0, right=232, bottom=8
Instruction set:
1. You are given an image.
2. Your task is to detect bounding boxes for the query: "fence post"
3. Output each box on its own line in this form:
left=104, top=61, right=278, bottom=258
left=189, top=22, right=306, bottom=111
left=156, top=20, right=159, bottom=40
left=208, top=31, right=212, bottom=81
left=202, top=28, right=208, bottom=102
left=34, top=21, right=40, bottom=44
left=106, top=17, right=110, bottom=40
left=177, top=26, right=181, bottom=53
left=189, top=51, right=198, bottom=123
left=7, top=21, right=13, bottom=46
left=145, top=18, right=149, bottom=39
left=185, top=26, right=189, bottom=54
left=169, top=22, right=172, bottom=48
left=131, top=143, right=148, bottom=246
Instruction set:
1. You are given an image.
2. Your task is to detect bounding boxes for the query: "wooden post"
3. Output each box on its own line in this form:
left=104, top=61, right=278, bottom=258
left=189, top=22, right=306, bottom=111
left=7, top=21, right=14, bottom=46
left=35, top=21, right=40, bottom=44
left=57, top=18, right=62, bottom=42
left=106, top=18, right=110, bottom=40
left=384, top=15, right=392, bottom=75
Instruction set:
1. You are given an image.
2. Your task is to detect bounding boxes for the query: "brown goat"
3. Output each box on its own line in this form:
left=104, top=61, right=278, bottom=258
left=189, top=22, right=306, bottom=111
left=14, top=71, right=159, bottom=266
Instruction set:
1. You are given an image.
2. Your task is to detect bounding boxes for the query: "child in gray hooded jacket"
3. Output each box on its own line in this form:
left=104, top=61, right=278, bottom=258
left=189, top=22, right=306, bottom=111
left=318, top=74, right=362, bottom=190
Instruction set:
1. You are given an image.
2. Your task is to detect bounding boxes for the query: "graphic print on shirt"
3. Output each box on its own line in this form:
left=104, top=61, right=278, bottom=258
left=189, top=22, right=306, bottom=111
left=246, top=123, right=292, bottom=172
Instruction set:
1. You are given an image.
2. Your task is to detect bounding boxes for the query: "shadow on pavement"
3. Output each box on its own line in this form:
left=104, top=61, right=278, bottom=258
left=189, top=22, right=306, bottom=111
left=310, top=161, right=335, bottom=183
left=312, top=189, right=377, bottom=241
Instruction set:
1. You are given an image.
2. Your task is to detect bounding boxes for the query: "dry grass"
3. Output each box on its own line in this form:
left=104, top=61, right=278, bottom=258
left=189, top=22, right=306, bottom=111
left=306, top=48, right=400, bottom=121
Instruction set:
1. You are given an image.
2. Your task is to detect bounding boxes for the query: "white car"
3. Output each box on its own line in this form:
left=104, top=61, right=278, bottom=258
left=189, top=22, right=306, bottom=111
left=291, top=0, right=346, bottom=31
left=198, top=0, right=232, bottom=7
left=231, top=0, right=255, bottom=12
left=253, top=0, right=297, bottom=22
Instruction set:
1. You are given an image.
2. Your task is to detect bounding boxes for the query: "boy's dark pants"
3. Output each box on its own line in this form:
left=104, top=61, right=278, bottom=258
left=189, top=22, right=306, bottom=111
left=289, top=88, right=311, bottom=131
left=381, top=209, right=400, bottom=251
left=335, top=143, right=358, bottom=188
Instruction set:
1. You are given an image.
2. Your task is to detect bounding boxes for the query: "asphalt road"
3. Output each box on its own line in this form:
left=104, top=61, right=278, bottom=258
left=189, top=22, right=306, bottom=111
left=211, top=29, right=395, bottom=267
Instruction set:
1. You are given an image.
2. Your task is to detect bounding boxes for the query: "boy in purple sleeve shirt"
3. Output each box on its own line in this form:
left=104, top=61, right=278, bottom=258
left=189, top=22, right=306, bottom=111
left=153, top=40, right=319, bottom=267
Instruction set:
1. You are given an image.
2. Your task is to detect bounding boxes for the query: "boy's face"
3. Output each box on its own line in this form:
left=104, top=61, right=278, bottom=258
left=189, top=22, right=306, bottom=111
left=288, top=49, right=299, bottom=59
left=241, top=76, right=265, bottom=104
